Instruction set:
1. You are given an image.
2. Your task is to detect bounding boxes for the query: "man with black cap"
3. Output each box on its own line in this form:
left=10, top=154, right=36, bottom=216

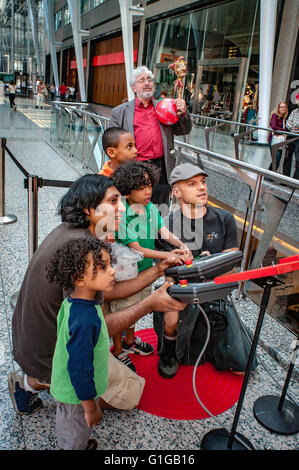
left=154, top=163, right=257, bottom=378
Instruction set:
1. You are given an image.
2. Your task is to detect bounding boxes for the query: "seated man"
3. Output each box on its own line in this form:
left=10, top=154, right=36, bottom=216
left=154, top=163, right=258, bottom=378
left=9, top=174, right=185, bottom=415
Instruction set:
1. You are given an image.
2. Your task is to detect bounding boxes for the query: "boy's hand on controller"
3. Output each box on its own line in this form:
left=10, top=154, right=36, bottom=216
left=149, top=281, right=186, bottom=312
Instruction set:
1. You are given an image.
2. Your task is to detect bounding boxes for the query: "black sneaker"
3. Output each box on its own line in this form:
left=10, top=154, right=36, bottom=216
left=115, top=352, right=136, bottom=373
left=157, top=339, right=179, bottom=379
left=8, top=371, right=43, bottom=415
left=122, top=337, right=154, bottom=356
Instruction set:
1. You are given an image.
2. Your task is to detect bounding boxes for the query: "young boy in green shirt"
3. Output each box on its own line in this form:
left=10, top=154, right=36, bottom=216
left=110, top=161, right=192, bottom=371
left=46, top=238, right=116, bottom=450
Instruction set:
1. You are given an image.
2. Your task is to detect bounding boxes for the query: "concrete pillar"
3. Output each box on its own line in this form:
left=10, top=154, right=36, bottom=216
left=258, top=0, right=278, bottom=143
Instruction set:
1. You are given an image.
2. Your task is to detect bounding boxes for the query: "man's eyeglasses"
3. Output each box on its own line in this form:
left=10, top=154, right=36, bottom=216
left=135, top=77, right=154, bottom=85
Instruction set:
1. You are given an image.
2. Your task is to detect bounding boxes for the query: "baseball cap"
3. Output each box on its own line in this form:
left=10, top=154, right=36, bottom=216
left=169, top=163, right=208, bottom=186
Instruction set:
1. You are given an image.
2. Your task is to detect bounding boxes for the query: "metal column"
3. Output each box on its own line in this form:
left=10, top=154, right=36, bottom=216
left=11, top=0, right=15, bottom=75
left=42, top=0, right=61, bottom=93
left=27, top=0, right=43, bottom=78
left=258, top=0, right=278, bottom=143
left=119, top=0, right=144, bottom=101
left=67, top=0, right=89, bottom=102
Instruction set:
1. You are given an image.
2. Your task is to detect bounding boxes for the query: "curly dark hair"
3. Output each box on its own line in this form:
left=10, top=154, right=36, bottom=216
left=112, top=161, right=160, bottom=196
left=45, top=238, right=115, bottom=291
left=58, top=174, right=115, bottom=229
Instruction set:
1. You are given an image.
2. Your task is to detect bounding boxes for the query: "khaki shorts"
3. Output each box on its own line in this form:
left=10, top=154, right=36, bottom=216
left=101, top=352, right=145, bottom=410
left=108, top=285, right=152, bottom=328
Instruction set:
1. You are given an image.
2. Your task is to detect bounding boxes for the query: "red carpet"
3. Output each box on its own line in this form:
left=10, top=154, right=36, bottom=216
left=130, top=328, right=243, bottom=420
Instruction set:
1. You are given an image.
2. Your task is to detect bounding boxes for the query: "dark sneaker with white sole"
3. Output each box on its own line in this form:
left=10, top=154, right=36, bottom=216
left=115, top=352, right=137, bottom=373
left=8, top=371, right=43, bottom=415
left=122, top=337, right=154, bottom=356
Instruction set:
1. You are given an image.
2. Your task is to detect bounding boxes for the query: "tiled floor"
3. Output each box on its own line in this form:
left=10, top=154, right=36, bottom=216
left=0, top=97, right=298, bottom=452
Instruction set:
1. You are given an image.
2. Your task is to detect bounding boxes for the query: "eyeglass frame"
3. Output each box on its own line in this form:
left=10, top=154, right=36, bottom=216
left=134, top=76, right=154, bottom=85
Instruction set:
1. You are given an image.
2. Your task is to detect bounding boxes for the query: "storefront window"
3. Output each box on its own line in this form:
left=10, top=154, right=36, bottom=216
left=145, top=0, right=259, bottom=122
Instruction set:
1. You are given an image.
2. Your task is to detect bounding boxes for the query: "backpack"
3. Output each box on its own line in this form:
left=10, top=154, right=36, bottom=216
left=179, top=298, right=258, bottom=372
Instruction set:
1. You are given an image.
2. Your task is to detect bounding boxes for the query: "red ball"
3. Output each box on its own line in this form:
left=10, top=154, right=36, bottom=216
left=155, top=98, right=179, bottom=125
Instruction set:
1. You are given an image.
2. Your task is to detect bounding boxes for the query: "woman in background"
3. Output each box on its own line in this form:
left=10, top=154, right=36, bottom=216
left=268, top=102, right=288, bottom=172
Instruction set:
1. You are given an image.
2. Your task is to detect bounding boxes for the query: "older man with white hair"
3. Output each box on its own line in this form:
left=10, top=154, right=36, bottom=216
left=109, top=66, right=192, bottom=207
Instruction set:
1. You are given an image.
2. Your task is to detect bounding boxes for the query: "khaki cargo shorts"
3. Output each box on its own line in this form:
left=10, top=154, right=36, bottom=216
left=101, top=352, right=145, bottom=410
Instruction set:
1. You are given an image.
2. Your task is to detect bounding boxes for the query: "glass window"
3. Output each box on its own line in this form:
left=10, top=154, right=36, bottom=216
left=64, top=4, right=70, bottom=26
left=81, top=0, right=90, bottom=14
left=145, top=0, right=259, bottom=121
left=92, top=0, right=107, bottom=7
left=55, top=10, right=62, bottom=30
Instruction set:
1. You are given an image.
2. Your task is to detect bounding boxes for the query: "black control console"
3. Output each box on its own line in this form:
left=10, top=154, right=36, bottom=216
left=166, top=251, right=242, bottom=304
left=165, top=251, right=243, bottom=282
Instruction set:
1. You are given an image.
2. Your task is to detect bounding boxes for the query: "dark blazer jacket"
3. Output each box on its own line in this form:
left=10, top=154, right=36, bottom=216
left=109, top=98, right=192, bottom=182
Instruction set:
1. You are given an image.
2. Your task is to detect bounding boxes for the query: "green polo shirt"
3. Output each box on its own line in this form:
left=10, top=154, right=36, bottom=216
left=116, top=200, right=164, bottom=272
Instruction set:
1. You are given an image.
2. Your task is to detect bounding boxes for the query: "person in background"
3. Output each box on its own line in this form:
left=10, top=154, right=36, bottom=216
left=8, top=80, right=17, bottom=111
left=50, top=83, right=56, bottom=101
left=36, top=80, right=47, bottom=109
left=98, top=127, right=137, bottom=178
left=284, top=93, right=299, bottom=180
left=59, top=82, right=67, bottom=101
left=69, top=85, right=76, bottom=101
left=159, top=90, right=168, bottom=100
left=267, top=102, right=288, bottom=173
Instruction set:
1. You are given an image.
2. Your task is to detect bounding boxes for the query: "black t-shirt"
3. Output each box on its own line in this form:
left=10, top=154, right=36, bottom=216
left=155, top=206, right=239, bottom=256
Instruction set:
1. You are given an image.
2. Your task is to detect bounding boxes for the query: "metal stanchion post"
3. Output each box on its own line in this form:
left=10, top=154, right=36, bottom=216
left=27, top=175, right=39, bottom=260
left=235, top=174, right=262, bottom=300
left=0, top=138, right=17, bottom=225
left=69, top=111, right=73, bottom=156
left=82, top=114, right=87, bottom=170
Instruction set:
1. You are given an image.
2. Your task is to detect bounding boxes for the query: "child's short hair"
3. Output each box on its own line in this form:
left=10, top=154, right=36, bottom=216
left=46, top=238, right=115, bottom=290
left=112, top=161, right=159, bottom=196
left=102, top=127, right=129, bottom=153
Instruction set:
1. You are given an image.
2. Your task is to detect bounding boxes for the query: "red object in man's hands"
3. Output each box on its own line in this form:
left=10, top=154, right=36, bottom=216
left=156, top=98, right=179, bottom=125
left=214, top=255, right=299, bottom=285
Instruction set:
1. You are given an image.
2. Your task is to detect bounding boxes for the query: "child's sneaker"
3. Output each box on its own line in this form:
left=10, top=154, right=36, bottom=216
left=115, top=352, right=136, bottom=373
left=8, top=371, right=43, bottom=415
left=122, top=337, right=154, bottom=356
